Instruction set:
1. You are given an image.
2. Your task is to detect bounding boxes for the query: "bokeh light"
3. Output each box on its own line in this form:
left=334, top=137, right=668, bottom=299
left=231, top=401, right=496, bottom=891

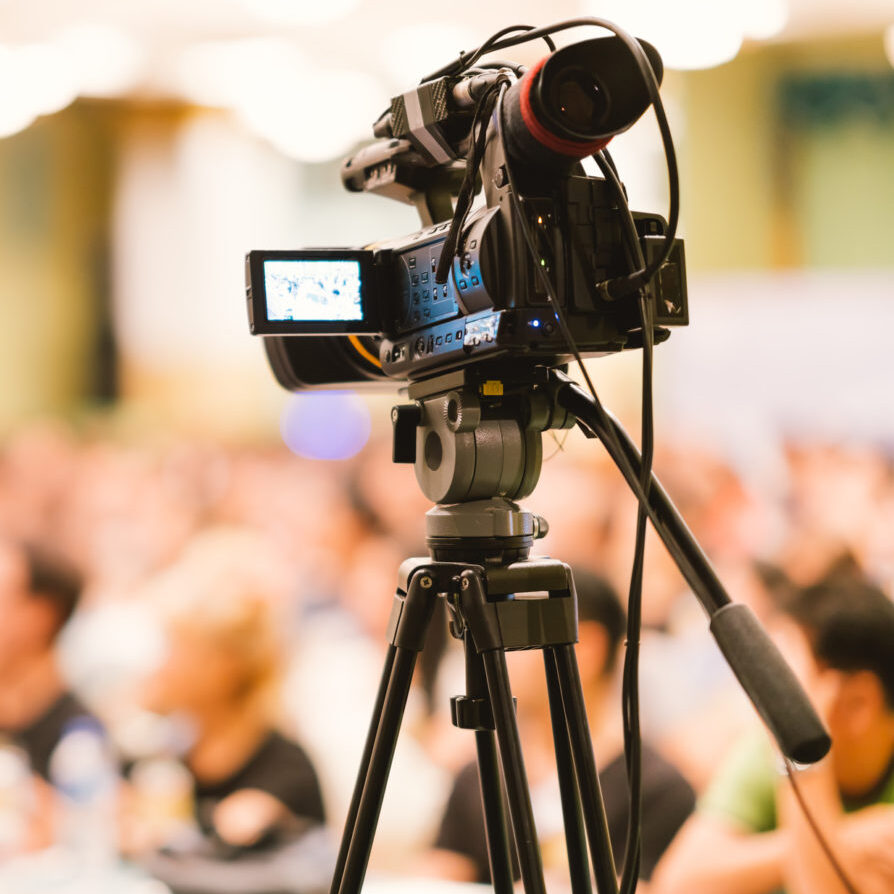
left=585, top=0, right=790, bottom=70
left=280, top=391, right=372, bottom=461
left=233, top=0, right=361, bottom=27
left=174, top=38, right=388, bottom=162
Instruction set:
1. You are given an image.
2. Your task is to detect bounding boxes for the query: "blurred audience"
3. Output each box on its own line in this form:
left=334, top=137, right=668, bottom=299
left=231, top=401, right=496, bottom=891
left=0, top=419, right=892, bottom=891
left=652, top=573, right=894, bottom=894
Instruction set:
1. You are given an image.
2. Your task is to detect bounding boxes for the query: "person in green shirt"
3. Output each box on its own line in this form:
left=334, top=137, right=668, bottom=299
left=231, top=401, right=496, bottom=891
left=652, top=574, right=894, bottom=894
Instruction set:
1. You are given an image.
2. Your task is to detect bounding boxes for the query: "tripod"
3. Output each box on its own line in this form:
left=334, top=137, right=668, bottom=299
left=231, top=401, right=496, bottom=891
left=330, top=368, right=621, bottom=894
left=328, top=366, right=832, bottom=894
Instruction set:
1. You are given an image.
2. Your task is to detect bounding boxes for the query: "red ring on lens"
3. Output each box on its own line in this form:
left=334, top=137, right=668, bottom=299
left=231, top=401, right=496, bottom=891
left=518, top=57, right=610, bottom=158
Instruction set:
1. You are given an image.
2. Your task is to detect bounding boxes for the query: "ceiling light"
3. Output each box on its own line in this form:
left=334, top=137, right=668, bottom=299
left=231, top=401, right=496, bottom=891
left=584, top=0, right=747, bottom=70
left=237, top=68, right=387, bottom=162
left=742, top=0, right=790, bottom=40
left=0, top=43, right=76, bottom=138
left=174, top=38, right=388, bottom=163
left=379, top=23, right=475, bottom=86
left=54, top=24, right=144, bottom=98
left=234, top=0, right=361, bottom=27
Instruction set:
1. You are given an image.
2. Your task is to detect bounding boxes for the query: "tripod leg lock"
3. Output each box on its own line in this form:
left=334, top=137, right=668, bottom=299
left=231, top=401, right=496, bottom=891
left=451, top=695, right=494, bottom=731
left=450, top=695, right=518, bottom=731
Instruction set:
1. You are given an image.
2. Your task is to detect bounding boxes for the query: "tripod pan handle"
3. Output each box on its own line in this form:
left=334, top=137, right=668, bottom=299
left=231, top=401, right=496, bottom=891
left=710, top=602, right=831, bottom=765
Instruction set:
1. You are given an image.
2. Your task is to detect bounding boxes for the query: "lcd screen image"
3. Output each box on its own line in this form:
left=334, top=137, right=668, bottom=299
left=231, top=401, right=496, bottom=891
left=264, top=259, right=363, bottom=322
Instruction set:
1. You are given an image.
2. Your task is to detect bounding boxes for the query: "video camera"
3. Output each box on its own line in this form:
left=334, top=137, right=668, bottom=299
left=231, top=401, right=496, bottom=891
left=242, top=30, right=836, bottom=894
left=245, top=30, right=688, bottom=390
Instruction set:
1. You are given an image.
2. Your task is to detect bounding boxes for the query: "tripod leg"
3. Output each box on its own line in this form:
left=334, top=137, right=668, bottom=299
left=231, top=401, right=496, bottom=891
left=329, top=645, right=396, bottom=894
left=475, top=729, right=515, bottom=894
left=335, top=646, right=419, bottom=894
left=458, top=630, right=515, bottom=891
left=553, top=644, right=619, bottom=894
left=332, top=567, right=439, bottom=894
left=460, top=633, right=514, bottom=893
left=481, top=648, right=548, bottom=894
left=543, top=648, right=593, bottom=894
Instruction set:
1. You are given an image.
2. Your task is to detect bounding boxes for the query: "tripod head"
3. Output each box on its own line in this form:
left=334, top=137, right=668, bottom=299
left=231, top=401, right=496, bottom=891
left=392, top=364, right=576, bottom=563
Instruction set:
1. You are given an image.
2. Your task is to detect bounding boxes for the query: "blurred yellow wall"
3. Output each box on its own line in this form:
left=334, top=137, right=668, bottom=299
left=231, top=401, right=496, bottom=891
left=682, top=32, right=893, bottom=270
left=0, top=104, right=114, bottom=430
left=0, top=30, right=892, bottom=431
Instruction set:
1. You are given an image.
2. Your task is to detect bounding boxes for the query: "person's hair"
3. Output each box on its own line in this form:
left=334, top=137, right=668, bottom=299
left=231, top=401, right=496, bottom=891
left=751, top=560, right=795, bottom=610
left=21, top=542, right=83, bottom=635
left=784, top=574, right=894, bottom=709
left=574, top=569, right=627, bottom=676
left=150, top=528, right=287, bottom=711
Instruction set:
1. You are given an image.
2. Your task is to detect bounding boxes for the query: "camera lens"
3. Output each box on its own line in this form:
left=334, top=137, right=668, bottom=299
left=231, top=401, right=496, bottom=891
left=551, top=68, right=609, bottom=137
left=502, top=36, right=663, bottom=170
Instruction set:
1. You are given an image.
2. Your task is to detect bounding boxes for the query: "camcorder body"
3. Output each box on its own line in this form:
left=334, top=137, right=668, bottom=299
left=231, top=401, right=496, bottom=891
left=245, top=35, right=689, bottom=390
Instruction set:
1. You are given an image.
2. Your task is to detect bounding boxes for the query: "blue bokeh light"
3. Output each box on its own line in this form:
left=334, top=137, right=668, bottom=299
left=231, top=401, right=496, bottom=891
left=280, top=391, right=372, bottom=461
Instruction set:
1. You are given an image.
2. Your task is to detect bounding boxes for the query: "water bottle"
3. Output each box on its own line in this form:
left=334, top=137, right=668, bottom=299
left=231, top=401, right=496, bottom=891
left=48, top=718, right=118, bottom=876
left=0, top=741, right=33, bottom=857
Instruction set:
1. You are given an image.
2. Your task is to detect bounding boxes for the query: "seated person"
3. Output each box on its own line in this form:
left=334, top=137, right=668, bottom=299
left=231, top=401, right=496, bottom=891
left=422, top=571, right=696, bottom=885
left=136, top=534, right=326, bottom=863
left=0, top=539, right=96, bottom=848
left=652, top=574, right=894, bottom=894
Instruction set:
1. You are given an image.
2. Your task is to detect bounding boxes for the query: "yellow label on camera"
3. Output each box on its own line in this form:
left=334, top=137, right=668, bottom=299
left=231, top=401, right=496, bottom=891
left=481, top=380, right=503, bottom=396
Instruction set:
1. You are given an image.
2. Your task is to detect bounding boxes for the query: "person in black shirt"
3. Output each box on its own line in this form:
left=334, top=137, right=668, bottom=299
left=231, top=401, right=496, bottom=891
left=0, top=539, right=95, bottom=848
left=139, top=532, right=326, bottom=857
left=0, top=540, right=91, bottom=772
left=425, top=570, right=695, bottom=884
left=191, top=730, right=324, bottom=844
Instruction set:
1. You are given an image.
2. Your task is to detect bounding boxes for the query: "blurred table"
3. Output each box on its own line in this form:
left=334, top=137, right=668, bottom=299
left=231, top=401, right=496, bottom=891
left=361, top=878, right=490, bottom=894
left=0, top=848, right=170, bottom=894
